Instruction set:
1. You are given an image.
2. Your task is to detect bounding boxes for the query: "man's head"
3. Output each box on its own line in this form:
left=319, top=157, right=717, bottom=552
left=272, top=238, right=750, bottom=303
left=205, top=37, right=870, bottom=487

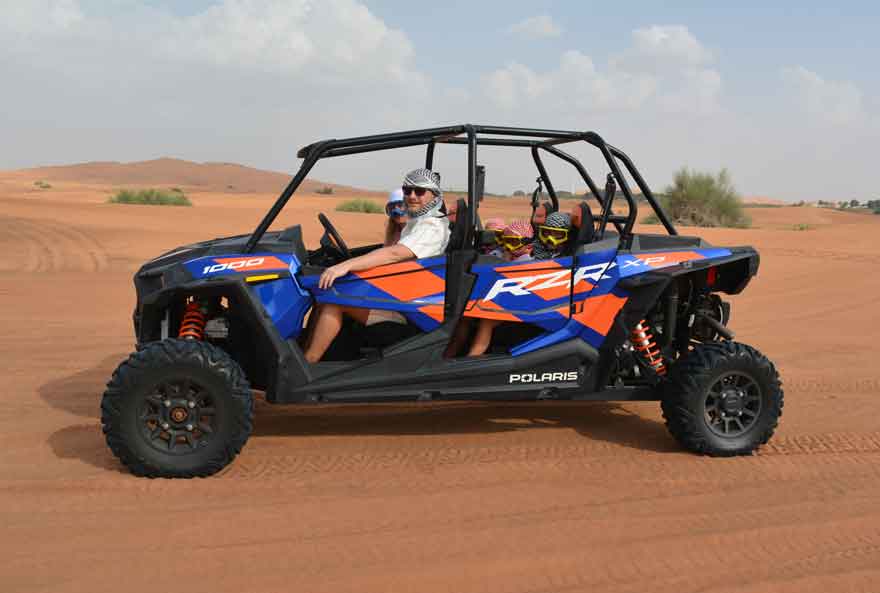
left=401, top=168, right=442, bottom=214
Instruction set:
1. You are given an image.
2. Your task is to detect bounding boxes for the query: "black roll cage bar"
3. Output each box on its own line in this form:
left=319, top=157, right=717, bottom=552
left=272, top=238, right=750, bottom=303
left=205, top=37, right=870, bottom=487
left=244, top=124, right=677, bottom=253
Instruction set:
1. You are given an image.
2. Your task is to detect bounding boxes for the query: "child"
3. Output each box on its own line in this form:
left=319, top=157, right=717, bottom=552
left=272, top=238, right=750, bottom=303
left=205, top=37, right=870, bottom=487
left=497, top=219, right=534, bottom=262
left=467, top=220, right=534, bottom=356
left=480, top=217, right=505, bottom=257
left=383, top=188, right=408, bottom=246
left=533, top=211, right=571, bottom=260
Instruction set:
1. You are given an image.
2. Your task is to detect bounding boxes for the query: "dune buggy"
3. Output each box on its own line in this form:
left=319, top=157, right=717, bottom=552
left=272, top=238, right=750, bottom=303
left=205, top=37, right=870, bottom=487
left=101, top=124, right=783, bottom=477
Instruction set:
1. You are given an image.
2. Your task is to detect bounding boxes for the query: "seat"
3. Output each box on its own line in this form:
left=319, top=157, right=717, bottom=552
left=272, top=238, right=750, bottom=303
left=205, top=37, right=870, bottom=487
left=569, top=201, right=596, bottom=248
left=445, top=199, right=458, bottom=224
left=530, top=201, right=556, bottom=232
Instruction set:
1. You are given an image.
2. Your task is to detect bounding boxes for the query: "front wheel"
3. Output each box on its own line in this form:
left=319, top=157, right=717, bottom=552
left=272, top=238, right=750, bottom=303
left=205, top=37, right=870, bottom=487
left=661, top=341, right=783, bottom=456
left=101, top=339, right=253, bottom=477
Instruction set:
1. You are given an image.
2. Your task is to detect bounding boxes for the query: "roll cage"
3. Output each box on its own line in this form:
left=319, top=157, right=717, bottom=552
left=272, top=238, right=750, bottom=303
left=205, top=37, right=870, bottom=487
left=243, top=124, right=678, bottom=254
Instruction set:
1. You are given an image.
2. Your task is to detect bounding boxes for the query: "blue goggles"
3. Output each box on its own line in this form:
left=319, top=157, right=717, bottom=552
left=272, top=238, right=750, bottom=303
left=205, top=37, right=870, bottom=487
left=386, top=201, right=407, bottom=218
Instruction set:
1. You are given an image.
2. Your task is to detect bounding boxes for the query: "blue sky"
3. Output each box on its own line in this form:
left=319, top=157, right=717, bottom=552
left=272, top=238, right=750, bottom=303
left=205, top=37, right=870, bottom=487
left=2, top=1, right=878, bottom=201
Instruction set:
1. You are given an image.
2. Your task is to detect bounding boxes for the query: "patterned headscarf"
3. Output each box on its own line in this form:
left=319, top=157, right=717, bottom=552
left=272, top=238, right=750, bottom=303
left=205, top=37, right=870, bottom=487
left=402, top=168, right=444, bottom=218
left=534, top=211, right=571, bottom=260
left=402, top=168, right=442, bottom=197
left=484, top=217, right=505, bottom=231
left=501, top=219, right=534, bottom=259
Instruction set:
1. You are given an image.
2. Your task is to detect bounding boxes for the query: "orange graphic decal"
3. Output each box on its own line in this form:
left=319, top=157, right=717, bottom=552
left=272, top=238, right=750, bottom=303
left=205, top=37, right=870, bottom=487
left=572, top=293, right=628, bottom=336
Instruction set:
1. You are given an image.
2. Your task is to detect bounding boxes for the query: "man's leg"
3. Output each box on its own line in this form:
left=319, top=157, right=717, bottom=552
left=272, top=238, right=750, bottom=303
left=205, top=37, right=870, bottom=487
left=304, top=304, right=370, bottom=363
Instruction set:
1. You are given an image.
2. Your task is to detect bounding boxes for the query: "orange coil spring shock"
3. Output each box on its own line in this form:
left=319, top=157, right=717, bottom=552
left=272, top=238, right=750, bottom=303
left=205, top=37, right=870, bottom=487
left=631, top=319, right=666, bottom=376
left=178, top=302, right=207, bottom=340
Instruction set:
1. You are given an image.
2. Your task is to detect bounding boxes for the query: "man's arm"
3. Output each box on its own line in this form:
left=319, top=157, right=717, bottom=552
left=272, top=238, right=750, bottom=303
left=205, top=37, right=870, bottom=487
left=318, top=244, right=415, bottom=289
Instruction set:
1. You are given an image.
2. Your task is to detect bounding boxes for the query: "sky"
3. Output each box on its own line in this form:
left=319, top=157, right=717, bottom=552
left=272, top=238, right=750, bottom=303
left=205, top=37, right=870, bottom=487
left=2, top=0, right=878, bottom=201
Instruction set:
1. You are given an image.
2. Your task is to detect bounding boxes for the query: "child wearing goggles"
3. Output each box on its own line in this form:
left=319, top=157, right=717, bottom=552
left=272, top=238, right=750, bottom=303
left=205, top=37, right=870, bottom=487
left=533, top=211, right=571, bottom=260
left=466, top=220, right=534, bottom=356
left=480, top=217, right=506, bottom=257
left=383, top=188, right=408, bottom=247
left=498, top=219, right=534, bottom=262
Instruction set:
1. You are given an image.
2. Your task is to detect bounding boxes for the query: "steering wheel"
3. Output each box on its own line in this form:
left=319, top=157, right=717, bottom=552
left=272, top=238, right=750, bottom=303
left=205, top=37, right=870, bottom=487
left=317, top=213, right=351, bottom=260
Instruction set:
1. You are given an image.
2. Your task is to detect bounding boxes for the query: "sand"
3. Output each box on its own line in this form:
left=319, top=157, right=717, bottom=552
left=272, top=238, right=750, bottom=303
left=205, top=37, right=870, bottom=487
left=2, top=165, right=880, bottom=593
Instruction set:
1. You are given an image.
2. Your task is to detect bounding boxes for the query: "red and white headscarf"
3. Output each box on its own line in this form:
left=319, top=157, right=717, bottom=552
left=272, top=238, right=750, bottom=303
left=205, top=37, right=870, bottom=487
left=501, top=219, right=534, bottom=259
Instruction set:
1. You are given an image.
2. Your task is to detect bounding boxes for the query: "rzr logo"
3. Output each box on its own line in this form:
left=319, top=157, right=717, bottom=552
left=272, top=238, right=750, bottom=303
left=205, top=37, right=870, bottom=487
left=509, top=371, right=579, bottom=384
left=485, top=262, right=616, bottom=301
left=202, top=257, right=266, bottom=275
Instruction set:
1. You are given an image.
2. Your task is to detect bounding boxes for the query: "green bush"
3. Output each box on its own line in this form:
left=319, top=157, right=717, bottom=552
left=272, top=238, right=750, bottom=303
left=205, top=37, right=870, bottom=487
left=791, top=223, right=812, bottom=231
left=108, top=188, right=192, bottom=206
left=315, top=186, right=334, bottom=195
left=34, top=180, right=52, bottom=189
left=651, top=167, right=750, bottom=228
left=335, top=199, right=383, bottom=214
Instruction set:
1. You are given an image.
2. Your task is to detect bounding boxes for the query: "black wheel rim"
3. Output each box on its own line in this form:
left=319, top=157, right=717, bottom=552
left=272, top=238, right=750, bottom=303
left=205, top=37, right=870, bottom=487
left=704, top=371, right=762, bottom=438
left=139, top=378, right=217, bottom=455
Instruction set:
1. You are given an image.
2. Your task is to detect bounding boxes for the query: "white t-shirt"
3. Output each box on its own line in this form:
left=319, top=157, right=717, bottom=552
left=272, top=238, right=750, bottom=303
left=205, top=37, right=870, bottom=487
left=397, top=215, right=451, bottom=259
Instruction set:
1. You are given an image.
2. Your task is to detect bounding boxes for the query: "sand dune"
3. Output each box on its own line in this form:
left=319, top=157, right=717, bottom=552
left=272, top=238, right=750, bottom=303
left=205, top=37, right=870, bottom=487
left=8, top=157, right=372, bottom=195
left=1, top=175, right=879, bottom=593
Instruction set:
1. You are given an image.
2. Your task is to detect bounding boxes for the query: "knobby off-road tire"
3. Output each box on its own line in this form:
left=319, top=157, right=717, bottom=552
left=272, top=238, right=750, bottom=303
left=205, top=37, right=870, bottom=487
left=661, top=341, right=783, bottom=456
left=101, top=339, right=253, bottom=478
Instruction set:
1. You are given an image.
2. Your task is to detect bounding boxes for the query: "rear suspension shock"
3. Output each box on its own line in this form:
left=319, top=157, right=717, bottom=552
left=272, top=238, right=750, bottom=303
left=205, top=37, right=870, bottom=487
left=178, top=301, right=207, bottom=340
left=631, top=319, right=666, bottom=376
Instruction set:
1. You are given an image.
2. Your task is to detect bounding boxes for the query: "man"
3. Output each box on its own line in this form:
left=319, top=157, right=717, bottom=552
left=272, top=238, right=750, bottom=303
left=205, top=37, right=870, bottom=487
left=304, top=168, right=450, bottom=363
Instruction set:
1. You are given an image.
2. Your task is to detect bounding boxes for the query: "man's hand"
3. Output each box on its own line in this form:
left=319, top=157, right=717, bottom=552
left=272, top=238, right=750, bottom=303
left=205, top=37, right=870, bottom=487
left=318, top=261, right=352, bottom=290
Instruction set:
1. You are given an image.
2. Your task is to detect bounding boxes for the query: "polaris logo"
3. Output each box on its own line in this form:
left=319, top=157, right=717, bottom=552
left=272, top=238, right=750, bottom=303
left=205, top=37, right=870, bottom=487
left=509, top=371, right=579, bottom=384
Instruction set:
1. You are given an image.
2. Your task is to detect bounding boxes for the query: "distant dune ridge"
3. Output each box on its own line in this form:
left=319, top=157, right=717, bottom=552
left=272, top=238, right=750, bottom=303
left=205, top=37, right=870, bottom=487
left=8, top=157, right=371, bottom=195
left=6, top=157, right=792, bottom=203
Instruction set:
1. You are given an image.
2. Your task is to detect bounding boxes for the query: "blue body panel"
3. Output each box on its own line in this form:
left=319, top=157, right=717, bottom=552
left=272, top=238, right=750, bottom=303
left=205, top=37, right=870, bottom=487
left=299, top=256, right=447, bottom=331
left=180, top=246, right=734, bottom=346
left=183, top=252, right=312, bottom=340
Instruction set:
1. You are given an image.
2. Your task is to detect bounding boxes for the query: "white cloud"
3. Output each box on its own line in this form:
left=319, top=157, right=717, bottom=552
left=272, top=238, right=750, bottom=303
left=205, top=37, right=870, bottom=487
left=0, top=0, right=432, bottom=175
left=484, top=25, right=720, bottom=116
left=616, top=25, right=712, bottom=71
left=1, top=0, right=84, bottom=34
left=781, top=65, right=864, bottom=126
left=3, top=5, right=878, bottom=202
left=507, top=15, right=563, bottom=40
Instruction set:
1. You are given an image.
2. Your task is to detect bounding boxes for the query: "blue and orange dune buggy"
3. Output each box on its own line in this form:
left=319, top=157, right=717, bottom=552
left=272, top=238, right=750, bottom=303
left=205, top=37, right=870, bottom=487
left=101, top=125, right=783, bottom=478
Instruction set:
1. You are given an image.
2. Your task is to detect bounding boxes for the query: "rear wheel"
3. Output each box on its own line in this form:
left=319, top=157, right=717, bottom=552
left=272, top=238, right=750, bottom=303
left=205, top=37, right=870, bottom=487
left=661, top=341, right=783, bottom=456
left=101, top=339, right=253, bottom=477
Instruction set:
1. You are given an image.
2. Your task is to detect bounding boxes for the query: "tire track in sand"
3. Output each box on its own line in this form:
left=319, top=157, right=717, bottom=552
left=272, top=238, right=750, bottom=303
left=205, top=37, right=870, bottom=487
left=0, top=216, right=108, bottom=273
left=219, top=430, right=880, bottom=482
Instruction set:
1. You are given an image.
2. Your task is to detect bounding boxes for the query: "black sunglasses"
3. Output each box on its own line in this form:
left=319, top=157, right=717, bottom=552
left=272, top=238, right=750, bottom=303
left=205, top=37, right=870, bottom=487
left=401, top=186, right=428, bottom=197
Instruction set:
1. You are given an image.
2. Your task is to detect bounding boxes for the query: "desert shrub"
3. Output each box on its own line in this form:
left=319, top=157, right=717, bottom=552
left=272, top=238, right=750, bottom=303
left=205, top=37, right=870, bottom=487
left=316, top=186, right=334, bottom=195
left=335, top=199, right=383, bottom=214
left=791, top=223, right=812, bottom=231
left=512, top=190, right=526, bottom=197
left=34, top=180, right=52, bottom=189
left=743, top=203, right=783, bottom=208
left=108, top=188, right=192, bottom=206
left=655, top=168, right=750, bottom=228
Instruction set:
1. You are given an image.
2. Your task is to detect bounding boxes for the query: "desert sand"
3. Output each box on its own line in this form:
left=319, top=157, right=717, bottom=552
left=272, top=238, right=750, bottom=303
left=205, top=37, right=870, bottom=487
left=2, top=161, right=880, bottom=593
